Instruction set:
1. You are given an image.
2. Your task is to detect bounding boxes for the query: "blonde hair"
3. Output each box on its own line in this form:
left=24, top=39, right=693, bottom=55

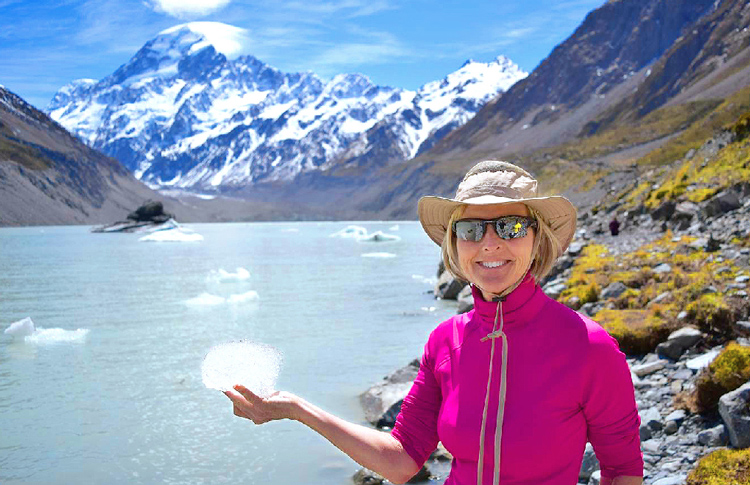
left=440, top=204, right=564, bottom=285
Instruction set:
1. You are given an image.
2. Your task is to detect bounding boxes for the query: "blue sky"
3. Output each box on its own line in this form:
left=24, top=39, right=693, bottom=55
left=0, top=0, right=605, bottom=110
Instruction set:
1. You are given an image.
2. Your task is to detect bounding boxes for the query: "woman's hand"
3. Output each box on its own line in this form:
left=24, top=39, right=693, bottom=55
left=224, top=385, right=299, bottom=424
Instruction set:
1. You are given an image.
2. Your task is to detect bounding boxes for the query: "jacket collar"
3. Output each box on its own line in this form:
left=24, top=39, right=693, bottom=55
left=470, top=273, right=543, bottom=331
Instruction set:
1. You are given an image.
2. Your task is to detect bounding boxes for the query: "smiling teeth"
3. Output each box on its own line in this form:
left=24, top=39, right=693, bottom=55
left=481, top=261, right=507, bottom=268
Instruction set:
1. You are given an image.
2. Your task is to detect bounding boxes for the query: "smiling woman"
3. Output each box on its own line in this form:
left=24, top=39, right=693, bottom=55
left=224, top=161, right=644, bottom=485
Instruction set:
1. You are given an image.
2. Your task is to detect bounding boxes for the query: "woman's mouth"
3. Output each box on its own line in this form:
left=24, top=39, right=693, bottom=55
left=479, top=261, right=508, bottom=269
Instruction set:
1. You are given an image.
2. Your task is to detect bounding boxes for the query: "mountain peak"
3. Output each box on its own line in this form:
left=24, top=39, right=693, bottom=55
left=157, top=22, right=251, bottom=60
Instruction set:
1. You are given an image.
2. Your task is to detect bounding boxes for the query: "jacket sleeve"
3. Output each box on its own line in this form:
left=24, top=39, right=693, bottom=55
left=582, top=329, right=643, bottom=479
left=390, top=340, right=442, bottom=467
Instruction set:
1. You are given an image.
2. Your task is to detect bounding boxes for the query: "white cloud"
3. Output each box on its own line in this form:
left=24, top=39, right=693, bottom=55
left=148, top=0, right=232, bottom=19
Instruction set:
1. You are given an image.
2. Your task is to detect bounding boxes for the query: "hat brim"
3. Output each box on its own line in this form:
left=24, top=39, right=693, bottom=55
left=418, top=194, right=577, bottom=252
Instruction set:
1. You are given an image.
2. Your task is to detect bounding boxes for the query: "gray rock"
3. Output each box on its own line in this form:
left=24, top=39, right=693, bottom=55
left=652, top=200, right=677, bottom=221
left=601, top=281, right=627, bottom=299
left=737, top=321, right=750, bottom=331
left=685, top=348, right=722, bottom=371
left=736, top=275, right=750, bottom=283
left=568, top=241, right=586, bottom=257
left=587, top=470, right=601, bottom=485
left=640, top=407, right=662, bottom=430
left=704, top=189, right=741, bottom=217
left=665, top=409, right=686, bottom=424
left=579, top=442, right=599, bottom=481
left=653, top=263, right=672, bottom=274
left=718, top=381, right=750, bottom=448
left=352, top=468, right=386, bottom=485
left=642, top=439, right=662, bottom=454
left=653, top=476, right=687, bottom=485
left=664, top=420, right=679, bottom=435
left=456, top=285, right=474, bottom=314
left=435, top=271, right=466, bottom=300
left=656, top=327, right=703, bottom=360
left=359, top=360, right=419, bottom=425
left=639, top=422, right=653, bottom=441
left=632, top=360, right=667, bottom=377
left=697, top=424, right=728, bottom=446
left=544, top=282, right=567, bottom=299
left=579, top=302, right=601, bottom=317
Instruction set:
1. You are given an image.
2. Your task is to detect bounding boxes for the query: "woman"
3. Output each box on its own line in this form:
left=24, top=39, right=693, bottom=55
left=225, top=161, right=643, bottom=485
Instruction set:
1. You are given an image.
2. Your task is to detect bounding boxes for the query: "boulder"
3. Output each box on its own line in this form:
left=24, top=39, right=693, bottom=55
left=631, top=360, right=666, bottom=377
left=360, top=360, right=419, bottom=426
left=703, top=190, right=741, bottom=218
left=600, top=281, right=627, bottom=299
left=672, top=201, right=700, bottom=230
left=718, top=381, right=750, bottom=448
left=696, top=424, right=728, bottom=446
left=435, top=271, right=466, bottom=300
left=656, top=327, right=703, bottom=360
left=652, top=200, right=677, bottom=221
left=457, top=285, right=474, bottom=314
left=127, top=200, right=173, bottom=222
left=579, top=442, right=600, bottom=481
left=653, top=263, right=672, bottom=274
left=352, top=468, right=386, bottom=485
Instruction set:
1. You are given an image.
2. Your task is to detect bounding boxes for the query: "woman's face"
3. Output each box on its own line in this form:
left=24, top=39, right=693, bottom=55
left=456, top=203, right=535, bottom=300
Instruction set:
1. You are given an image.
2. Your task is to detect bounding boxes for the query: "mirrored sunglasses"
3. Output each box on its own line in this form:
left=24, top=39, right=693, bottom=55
left=453, top=216, right=537, bottom=242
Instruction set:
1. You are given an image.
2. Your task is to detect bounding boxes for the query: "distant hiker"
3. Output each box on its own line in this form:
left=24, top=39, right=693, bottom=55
left=609, top=217, right=621, bottom=236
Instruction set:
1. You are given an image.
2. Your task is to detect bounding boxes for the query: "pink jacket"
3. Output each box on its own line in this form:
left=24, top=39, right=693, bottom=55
left=391, top=275, right=642, bottom=484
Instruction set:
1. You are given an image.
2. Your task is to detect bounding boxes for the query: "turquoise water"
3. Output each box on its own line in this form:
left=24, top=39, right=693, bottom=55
left=0, top=222, right=457, bottom=484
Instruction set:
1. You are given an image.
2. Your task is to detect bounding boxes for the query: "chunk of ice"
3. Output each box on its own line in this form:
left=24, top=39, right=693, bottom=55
left=201, top=341, right=282, bottom=397
left=4, top=317, right=36, bottom=337
left=139, top=228, right=204, bottom=242
left=329, top=225, right=368, bottom=239
left=357, top=231, right=400, bottom=242
left=208, top=267, right=251, bottom=283
left=361, top=252, right=397, bottom=258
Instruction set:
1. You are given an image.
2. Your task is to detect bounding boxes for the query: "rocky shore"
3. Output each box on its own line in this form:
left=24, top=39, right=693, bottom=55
left=355, top=159, right=750, bottom=484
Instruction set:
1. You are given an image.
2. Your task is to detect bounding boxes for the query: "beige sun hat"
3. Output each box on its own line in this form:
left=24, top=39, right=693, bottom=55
left=418, top=160, right=577, bottom=251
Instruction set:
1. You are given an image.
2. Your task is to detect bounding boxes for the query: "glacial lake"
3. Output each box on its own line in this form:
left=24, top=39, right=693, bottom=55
left=0, top=221, right=457, bottom=484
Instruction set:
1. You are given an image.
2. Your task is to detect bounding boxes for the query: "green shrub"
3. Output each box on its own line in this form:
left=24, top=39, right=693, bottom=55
left=693, top=342, right=750, bottom=413
left=686, top=448, right=750, bottom=485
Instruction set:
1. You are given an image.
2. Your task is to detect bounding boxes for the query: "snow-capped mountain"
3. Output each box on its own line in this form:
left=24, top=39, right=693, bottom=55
left=48, top=22, right=527, bottom=191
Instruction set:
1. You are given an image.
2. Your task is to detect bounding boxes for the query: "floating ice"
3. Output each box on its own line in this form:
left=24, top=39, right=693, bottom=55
left=4, top=318, right=89, bottom=343
left=227, top=290, right=259, bottom=304
left=4, top=317, right=35, bottom=337
left=329, top=225, right=368, bottom=239
left=201, top=341, right=282, bottom=397
left=208, top=267, right=251, bottom=283
left=358, top=231, right=400, bottom=243
left=389, top=225, right=400, bottom=231
left=25, top=328, right=89, bottom=344
left=185, top=291, right=259, bottom=306
left=185, top=292, right=227, bottom=306
left=361, top=252, right=397, bottom=258
left=139, top=228, right=204, bottom=242
left=281, top=228, right=299, bottom=233
left=412, top=274, right=438, bottom=286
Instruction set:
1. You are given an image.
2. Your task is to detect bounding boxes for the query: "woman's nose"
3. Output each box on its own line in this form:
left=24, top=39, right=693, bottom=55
left=481, top=223, right=505, bottom=249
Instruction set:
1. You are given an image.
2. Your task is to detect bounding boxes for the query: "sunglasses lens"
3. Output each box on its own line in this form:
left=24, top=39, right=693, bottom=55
left=454, top=221, right=483, bottom=241
left=496, top=217, right=529, bottom=239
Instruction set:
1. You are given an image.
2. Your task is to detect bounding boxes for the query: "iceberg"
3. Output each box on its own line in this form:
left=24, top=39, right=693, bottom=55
left=361, top=252, right=397, bottom=258
left=4, top=318, right=89, bottom=343
left=227, top=290, right=259, bottom=303
left=25, top=328, right=89, bottom=344
left=358, top=231, right=400, bottom=242
left=330, top=225, right=368, bottom=239
left=185, top=293, right=227, bottom=306
left=201, top=341, right=282, bottom=397
left=208, top=267, right=251, bottom=283
left=139, top=228, right=204, bottom=242
left=4, top=317, right=35, bottom=337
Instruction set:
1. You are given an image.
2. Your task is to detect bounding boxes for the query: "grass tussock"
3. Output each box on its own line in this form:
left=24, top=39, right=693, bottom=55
left=690, top=342, right=750, bottom=414
left=686, top=448, right=750, bottom=485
